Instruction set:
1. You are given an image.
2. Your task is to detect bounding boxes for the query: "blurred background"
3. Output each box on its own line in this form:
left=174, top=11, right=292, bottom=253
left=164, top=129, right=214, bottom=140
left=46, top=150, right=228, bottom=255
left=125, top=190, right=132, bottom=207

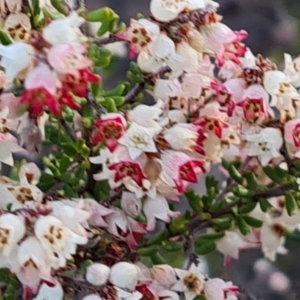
left=86, top=1, right=300, bottom=299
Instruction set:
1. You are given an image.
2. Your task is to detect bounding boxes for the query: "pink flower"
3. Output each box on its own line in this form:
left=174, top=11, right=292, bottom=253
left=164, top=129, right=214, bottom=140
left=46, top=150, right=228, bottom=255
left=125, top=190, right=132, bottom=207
left=47, top=43, right=92, bottom=76
left=201, top=22, right=247, bottom=66
left=284, top=119, right=300, bottom=148
left=118, top=18, right=160, bottom=58
left=236, top=85, right=270, bottom=123
left=91, top=114, right=127, bottom=152
left=108, top=161, right=146, bottom=187
left=161, top=151, right=206, bottom=193
left=20, top=64, right=60, bottom=116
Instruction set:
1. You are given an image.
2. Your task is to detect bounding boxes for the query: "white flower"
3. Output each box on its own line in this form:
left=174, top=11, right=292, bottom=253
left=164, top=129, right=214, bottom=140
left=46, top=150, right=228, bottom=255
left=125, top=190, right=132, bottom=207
left=49, top=201, right=90, bottom=237
left=261, top=222, right=285, bottom=261
left=216, top=231, right=248, bottom=260
left=297, top=178, right=300, bottom=191
left=109, top=262, right=140, bottom=291
left=34, top=215, right=88, bottom=269
left=0, top=213, right=25, bottom=256
left=143, top=194, right=180, bottom=231
left=13, top=237, right=52, bottom=291
left=43, top=12, right=87, bottom=45
left=246, top=128, right=283, bottom=166
left=0, top=181, right=43, bottom=211
left=171, top=263, right=205, bottom=300
left=204, top=278, right=238, bottom=300
left=0, top=0, right=22, bottom=18
left=284, top=53, right=300, bottom=88
left=119, top=122, right=157, bottom=159
left=264, top=70, right=291, bottom=107
left=0, top=134, right=22, bottom=166
left=19, top=163, right=41, bottom=185
left=127, top=100, right=163, bottom=133
left=164, top=123, right=198, bottom=151
left=137, top=34, right=184, bottom=73
left=33, top=281, right=64, bottom=300
left=86, top=263, right=110, bottom=286
left=0, top=42, right=34, bottom=84
left=150, top=0, right=190, bottom=22
left=151, top=265, right=177, bottom=288
left=4, top=13, right=31, bottom=41
left=121, top=191, right=142, bottom=217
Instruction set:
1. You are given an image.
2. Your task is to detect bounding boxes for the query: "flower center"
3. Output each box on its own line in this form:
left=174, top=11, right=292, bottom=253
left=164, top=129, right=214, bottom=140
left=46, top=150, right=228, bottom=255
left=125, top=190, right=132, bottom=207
left=183, top=273, right=201, bottom=293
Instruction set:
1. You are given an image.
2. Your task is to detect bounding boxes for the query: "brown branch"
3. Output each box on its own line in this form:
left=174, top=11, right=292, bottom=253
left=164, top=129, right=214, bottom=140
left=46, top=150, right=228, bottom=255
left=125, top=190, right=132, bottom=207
left=124, top=83, right=145, bottom=104
left=60, top=119, right=78, bottom=142
left=93, top=35, right=125, bottom=46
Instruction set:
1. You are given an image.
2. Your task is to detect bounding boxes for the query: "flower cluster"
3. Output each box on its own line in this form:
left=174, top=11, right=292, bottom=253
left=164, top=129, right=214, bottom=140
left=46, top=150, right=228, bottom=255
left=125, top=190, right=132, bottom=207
left=0, top=0, right=300, bottom=299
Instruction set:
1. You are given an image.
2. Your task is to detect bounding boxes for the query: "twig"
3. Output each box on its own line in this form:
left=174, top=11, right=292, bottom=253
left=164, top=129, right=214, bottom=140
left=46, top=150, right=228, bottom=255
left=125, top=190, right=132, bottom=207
left=280, top=141, right=295, bottom=174
left=93, top=35, right=125, bottom=46
left=87, top=91, right=107, bottom=116
left=215, top=156, right=252, bottom=204
left=123, top=66, right=172, bottom=105
left=60, top=119, right=78, bottom=142
left=124, top=83, right=145, bottom=104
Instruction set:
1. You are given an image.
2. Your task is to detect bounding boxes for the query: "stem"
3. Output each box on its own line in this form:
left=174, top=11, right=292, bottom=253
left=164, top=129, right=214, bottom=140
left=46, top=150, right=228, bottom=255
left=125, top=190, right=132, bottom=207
left=123, top=66, right=171, bottom=105
left=280, top=141, right=295, bottom=174
left=124, top=83, right=145, bottom=104
left=60, top=119, right=78, bottom=142
left=188, top=182, right=294, bottom=235
left=87, top=91, right=107, bottom=116
left=62, top=0, right=73, bottom=11
left=93, top=35, right=125, bottom=46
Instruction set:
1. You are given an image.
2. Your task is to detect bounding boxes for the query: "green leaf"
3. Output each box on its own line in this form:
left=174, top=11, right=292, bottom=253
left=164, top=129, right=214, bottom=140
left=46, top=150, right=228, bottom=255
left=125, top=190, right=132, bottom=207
left=37, top=172, right=56, bottom=192
left=94, top=180, right=110, bottom=202
left=0, top=268, right=10, bottom=281
left=232, top=186, right=254, bottom=198
left=263, top=166, right=287, bottom=184
left=227, top=164, right=243, bottom=185
left=78, top=260, right=93, bottom=274
left=137, top=246, right=157, bottom=256
left=243, top=172, right=258, bottom=190
left=104, top=98, right=117, bottom=112
left=91, top=82, right=102, bottom=97
left=195, top=241, right=216, bottom=255
left=111, top=96, right=125, bottom=107
left=0, top=30, right=12, bottom=45
left=161, top=241, right=182, bottom=252
left=88, top=44, right=112, bottom=68
left=50, top=0, right=68, bottom=15
left=63, top=184, right=77, bottom=197
left=185, top=190, right=202, bottom=214
left=169, top=211, right=190, bottom=235
left=31, top=0, right=41, bottom=15
left=146, top=230, right=168, bottom=246
left=259, top=198, right=273, bottom=212
left=242, top=215, right=263, bottom=228
left=213, top=217, right=233, bottom=231
left=43, top=158, right=61, bottom=178
left=58, top=154, right=73, bottom=173
left=238, top=202, right=257, bottom=214
left=101, top=83, right=127, bottom=97
left=235, top=216, right=250, bottom=235
left=85, top=7, right=116, bottom=22
left=285, top=192, right=298, bottom=216
left=150, top=252, right=167, bottom=265
left=195, top=232, right=225, bottom=244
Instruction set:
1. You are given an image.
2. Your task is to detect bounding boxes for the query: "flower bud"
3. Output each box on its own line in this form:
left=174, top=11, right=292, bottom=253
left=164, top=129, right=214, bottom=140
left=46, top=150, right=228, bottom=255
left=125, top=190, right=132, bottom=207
left=109, top=262, right=140, bottom=291
left=86, top=263, right=110, bottom=286
left=151, top=264, right=177, bottom=288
